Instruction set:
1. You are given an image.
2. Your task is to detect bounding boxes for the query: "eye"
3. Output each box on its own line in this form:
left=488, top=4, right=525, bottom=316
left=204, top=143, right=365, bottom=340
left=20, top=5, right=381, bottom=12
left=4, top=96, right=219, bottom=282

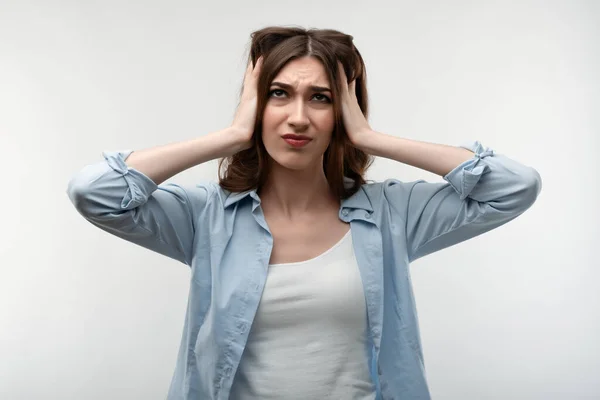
left=268, top=89, right=331, bottom=103
left=312, top=93, right=331, bottom=103
left=269, top=89, right=287, bottom=98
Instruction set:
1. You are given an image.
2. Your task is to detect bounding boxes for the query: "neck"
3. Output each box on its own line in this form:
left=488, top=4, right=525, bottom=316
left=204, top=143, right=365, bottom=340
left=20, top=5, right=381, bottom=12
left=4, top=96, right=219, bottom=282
left=259, top=159, right=337, bottom=218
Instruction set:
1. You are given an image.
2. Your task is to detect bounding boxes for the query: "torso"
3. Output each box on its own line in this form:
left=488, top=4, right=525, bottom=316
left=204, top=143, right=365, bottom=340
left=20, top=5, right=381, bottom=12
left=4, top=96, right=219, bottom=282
left=234, top=193, right=374, bottom=399
left=263, top=204, right=350, bottom=265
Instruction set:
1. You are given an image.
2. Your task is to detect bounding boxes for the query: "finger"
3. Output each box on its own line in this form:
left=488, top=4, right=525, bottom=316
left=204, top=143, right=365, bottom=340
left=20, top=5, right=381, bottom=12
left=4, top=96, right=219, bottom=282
left=244, top=59, right=253, bottom=79
left=349, top=79, right=357, bottom=98
left=337, top=61, right=348, bottom=95
left=252, top=56, right=264, bottom=76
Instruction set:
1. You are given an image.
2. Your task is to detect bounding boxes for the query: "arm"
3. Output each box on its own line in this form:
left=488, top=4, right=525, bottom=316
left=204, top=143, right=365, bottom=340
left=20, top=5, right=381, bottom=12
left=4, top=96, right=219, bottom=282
left=124, top=127, right=249, bottom=185
left=66, top=57, right=264, bottom=266
left=356, top=133, right=542, bottom=262
left=335, top=63, right=541, bottom=262
left=356, top=132, right=475, bottom=177
left=66, top=127, right=246, bottom=266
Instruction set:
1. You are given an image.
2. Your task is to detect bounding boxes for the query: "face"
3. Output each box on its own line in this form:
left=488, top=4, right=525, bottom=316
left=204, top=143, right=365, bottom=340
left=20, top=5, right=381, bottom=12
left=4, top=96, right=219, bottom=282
left=261, top=56, right=335, bottom=171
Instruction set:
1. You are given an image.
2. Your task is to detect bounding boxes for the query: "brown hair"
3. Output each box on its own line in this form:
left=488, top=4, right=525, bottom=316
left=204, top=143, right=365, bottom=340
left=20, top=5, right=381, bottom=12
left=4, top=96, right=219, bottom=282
left=218, top=26, right=373, bottom=199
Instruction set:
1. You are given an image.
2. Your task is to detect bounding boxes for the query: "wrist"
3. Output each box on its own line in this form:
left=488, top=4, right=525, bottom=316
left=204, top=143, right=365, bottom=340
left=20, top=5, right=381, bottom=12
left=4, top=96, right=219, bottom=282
left=353, top=129, right=377, bottom=153
left=227, top=126, right=253, bottom=151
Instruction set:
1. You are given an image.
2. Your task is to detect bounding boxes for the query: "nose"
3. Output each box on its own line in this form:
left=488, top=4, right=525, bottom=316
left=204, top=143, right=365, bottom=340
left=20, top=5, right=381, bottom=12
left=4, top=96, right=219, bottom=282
left=287, top=98, right=310, bottom=130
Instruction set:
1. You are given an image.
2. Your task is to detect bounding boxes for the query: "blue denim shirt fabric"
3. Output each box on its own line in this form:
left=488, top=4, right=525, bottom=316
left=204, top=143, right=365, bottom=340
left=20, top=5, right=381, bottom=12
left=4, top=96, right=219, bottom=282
left=66, top=141, right=541, bottom=399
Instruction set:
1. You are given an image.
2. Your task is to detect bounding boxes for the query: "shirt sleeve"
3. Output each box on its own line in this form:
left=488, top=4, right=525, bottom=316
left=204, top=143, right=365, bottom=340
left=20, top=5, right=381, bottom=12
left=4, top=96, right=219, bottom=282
left=384, top=141, right=542, bottom=263
left=66, top=150, right=212, bottom=266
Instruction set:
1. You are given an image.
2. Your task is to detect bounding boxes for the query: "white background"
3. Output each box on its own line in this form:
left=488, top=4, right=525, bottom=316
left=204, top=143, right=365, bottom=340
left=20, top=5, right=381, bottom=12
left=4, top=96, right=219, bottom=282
left=1, top=0, right=598, bottom=399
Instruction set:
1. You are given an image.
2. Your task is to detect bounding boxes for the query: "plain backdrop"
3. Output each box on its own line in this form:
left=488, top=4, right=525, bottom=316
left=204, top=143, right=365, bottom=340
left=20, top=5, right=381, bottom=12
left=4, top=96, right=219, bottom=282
left=1, top=0, right=598, bottom=399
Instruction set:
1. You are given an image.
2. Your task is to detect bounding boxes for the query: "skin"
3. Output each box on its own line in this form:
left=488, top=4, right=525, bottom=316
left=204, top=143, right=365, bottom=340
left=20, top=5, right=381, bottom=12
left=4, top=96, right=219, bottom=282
left=258, top=56, right=349, bottom=264
left=123, top=52, right=475, bottom=265
left=260, top=56, right=337, bottom=216
left=232, top=55, right=474, bottom=264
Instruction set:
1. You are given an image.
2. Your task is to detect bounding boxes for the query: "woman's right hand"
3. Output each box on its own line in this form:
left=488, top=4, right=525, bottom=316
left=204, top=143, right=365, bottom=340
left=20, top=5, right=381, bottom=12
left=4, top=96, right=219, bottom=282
left=230, top=56, right=264, bottom=151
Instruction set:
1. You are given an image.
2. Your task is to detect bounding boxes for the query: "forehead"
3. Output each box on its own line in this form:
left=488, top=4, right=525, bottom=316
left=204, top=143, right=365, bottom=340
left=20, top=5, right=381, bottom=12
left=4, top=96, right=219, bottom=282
left=272, top=56, right=330, bottom=87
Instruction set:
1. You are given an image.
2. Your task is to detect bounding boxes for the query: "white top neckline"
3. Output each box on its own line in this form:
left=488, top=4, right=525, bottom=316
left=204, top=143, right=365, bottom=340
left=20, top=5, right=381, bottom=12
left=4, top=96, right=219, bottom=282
left=268, top=229, right=352, bottom=267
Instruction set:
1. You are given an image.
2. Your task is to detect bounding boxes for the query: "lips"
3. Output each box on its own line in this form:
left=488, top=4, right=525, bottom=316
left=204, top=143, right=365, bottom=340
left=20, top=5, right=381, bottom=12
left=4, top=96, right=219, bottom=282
left=282, top=134, right=311, bottom=140
left=282, top=134, right=312, bottom=148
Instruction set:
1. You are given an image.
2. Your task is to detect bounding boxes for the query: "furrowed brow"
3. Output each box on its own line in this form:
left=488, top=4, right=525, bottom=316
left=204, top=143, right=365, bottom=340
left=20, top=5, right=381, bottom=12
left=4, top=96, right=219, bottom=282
left=271, top=81, right=331, bottom=93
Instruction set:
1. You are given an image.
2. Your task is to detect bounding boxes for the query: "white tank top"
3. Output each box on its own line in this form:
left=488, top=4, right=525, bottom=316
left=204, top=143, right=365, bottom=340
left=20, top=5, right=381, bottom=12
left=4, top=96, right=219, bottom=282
left=229, top=230, right=376, bottom=400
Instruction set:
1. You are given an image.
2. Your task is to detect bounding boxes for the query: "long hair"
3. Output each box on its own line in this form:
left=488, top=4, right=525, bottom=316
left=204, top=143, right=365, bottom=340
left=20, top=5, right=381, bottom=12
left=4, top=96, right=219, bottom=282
left=218, top=26, right=373, bottom=199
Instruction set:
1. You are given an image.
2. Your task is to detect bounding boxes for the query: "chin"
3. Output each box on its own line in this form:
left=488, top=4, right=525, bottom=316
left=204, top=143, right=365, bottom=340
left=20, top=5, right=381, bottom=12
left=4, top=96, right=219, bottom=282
left=268, top=152, right=321, bottom=172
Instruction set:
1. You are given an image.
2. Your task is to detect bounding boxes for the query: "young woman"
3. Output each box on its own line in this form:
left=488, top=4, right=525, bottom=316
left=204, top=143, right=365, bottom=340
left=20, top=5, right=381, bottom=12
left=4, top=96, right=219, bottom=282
left=67, top=26, right=542, bottom=400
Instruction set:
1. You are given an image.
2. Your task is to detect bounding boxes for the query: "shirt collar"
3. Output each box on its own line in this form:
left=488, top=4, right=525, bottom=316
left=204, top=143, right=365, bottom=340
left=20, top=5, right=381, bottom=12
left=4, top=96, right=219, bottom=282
left=223, top=189, right=260, bottom=208
left=222, top=177, right=373, bottom=213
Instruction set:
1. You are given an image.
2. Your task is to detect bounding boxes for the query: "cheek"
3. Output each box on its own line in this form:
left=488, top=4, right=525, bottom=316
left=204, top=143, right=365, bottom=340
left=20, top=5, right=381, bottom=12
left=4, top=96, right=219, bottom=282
left=262, top=104, right=284, bottom=126
left=262, top=106, right=283, bottom=139
left=325, top=112, right=335, bottom=131
left=316, top=110, right=335, bottom=140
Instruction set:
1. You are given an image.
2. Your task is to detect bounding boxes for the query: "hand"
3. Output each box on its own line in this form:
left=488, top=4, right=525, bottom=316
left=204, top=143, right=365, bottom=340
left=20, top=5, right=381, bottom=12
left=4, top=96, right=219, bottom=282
left=231, top=56, right=264, bottom=150
left=337, top=61, right=373, bottom=149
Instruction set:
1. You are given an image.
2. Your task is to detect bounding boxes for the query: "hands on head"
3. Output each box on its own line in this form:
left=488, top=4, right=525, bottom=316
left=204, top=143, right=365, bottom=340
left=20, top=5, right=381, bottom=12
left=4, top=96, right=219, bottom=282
left=230, top=56, right=264, bottom=151
left=230, top=56, right=371, bottom=152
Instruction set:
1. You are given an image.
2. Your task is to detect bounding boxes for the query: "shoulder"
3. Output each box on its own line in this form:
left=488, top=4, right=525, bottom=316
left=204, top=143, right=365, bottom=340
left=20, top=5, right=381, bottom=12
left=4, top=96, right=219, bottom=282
left=358, top=178, right=424, bottom=202
left=350, top=178, right=431, bottom=222
left=191, top=181, right=225, bottom=204
left=191, top=181, right=255, bottom=209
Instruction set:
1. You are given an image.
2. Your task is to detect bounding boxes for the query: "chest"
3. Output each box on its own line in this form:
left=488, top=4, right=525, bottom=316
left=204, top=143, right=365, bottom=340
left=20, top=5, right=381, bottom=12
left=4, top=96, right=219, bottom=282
left=264, top=210, right=350, bottom=265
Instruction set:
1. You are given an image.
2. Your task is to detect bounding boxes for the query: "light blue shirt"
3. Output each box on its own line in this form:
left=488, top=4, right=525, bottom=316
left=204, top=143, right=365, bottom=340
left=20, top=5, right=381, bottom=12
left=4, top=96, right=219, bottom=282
left=66, top=141, right=541, bottom=399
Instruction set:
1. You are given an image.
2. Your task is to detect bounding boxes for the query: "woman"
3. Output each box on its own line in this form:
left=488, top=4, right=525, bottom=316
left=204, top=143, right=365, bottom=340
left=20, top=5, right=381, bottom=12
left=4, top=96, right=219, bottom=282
left=67, top=26, right=542, bottom=400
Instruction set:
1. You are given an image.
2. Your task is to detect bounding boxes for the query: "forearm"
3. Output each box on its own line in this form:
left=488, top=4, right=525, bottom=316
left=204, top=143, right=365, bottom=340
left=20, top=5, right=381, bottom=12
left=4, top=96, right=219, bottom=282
left=357, top=130, right=474, bottom=177
left=125, top=127, right=247, bottom=185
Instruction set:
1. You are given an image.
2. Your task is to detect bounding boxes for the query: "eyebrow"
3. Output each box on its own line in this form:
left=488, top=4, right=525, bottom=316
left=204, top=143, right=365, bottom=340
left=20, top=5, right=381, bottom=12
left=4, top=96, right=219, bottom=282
left=270, top=81, right=331, bottom=93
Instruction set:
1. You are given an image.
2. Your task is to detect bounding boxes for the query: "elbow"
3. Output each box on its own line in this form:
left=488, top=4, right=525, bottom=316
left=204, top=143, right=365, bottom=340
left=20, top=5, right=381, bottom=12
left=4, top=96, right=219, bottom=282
left=487, top=167, right=542, bottom=216
left=66, top=164, right=113, bottom=218
left=66, top=174, right=94, bottom=215
left=66, top=162, right=151, bottom=220
left=522, top=167, right=542, bottom=208
left=508, top=167, right=543, bottom=214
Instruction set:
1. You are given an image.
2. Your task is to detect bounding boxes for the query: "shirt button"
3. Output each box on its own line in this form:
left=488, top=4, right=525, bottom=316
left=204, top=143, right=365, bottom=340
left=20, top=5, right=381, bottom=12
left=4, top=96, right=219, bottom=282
left=365, top=212, right=371, bottom=219
left=342, top=209, right=349, bottom=216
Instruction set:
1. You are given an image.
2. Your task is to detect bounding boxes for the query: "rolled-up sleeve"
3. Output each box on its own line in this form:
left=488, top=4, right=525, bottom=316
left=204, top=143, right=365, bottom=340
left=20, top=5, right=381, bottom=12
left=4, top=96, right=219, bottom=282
left=385, top=141, right=542, bottom=263
left=66, top=150, right=211, bottom=266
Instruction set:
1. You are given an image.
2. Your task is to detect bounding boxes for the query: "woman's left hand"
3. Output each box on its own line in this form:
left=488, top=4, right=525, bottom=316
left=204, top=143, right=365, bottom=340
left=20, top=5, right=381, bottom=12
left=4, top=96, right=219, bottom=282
left=337, top=61, right=373, bottom=149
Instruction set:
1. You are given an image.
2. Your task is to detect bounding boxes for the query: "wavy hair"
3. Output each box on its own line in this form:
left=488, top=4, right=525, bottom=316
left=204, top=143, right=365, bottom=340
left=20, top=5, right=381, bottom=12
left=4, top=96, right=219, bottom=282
left=218, top=26, right=373, bottom=199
